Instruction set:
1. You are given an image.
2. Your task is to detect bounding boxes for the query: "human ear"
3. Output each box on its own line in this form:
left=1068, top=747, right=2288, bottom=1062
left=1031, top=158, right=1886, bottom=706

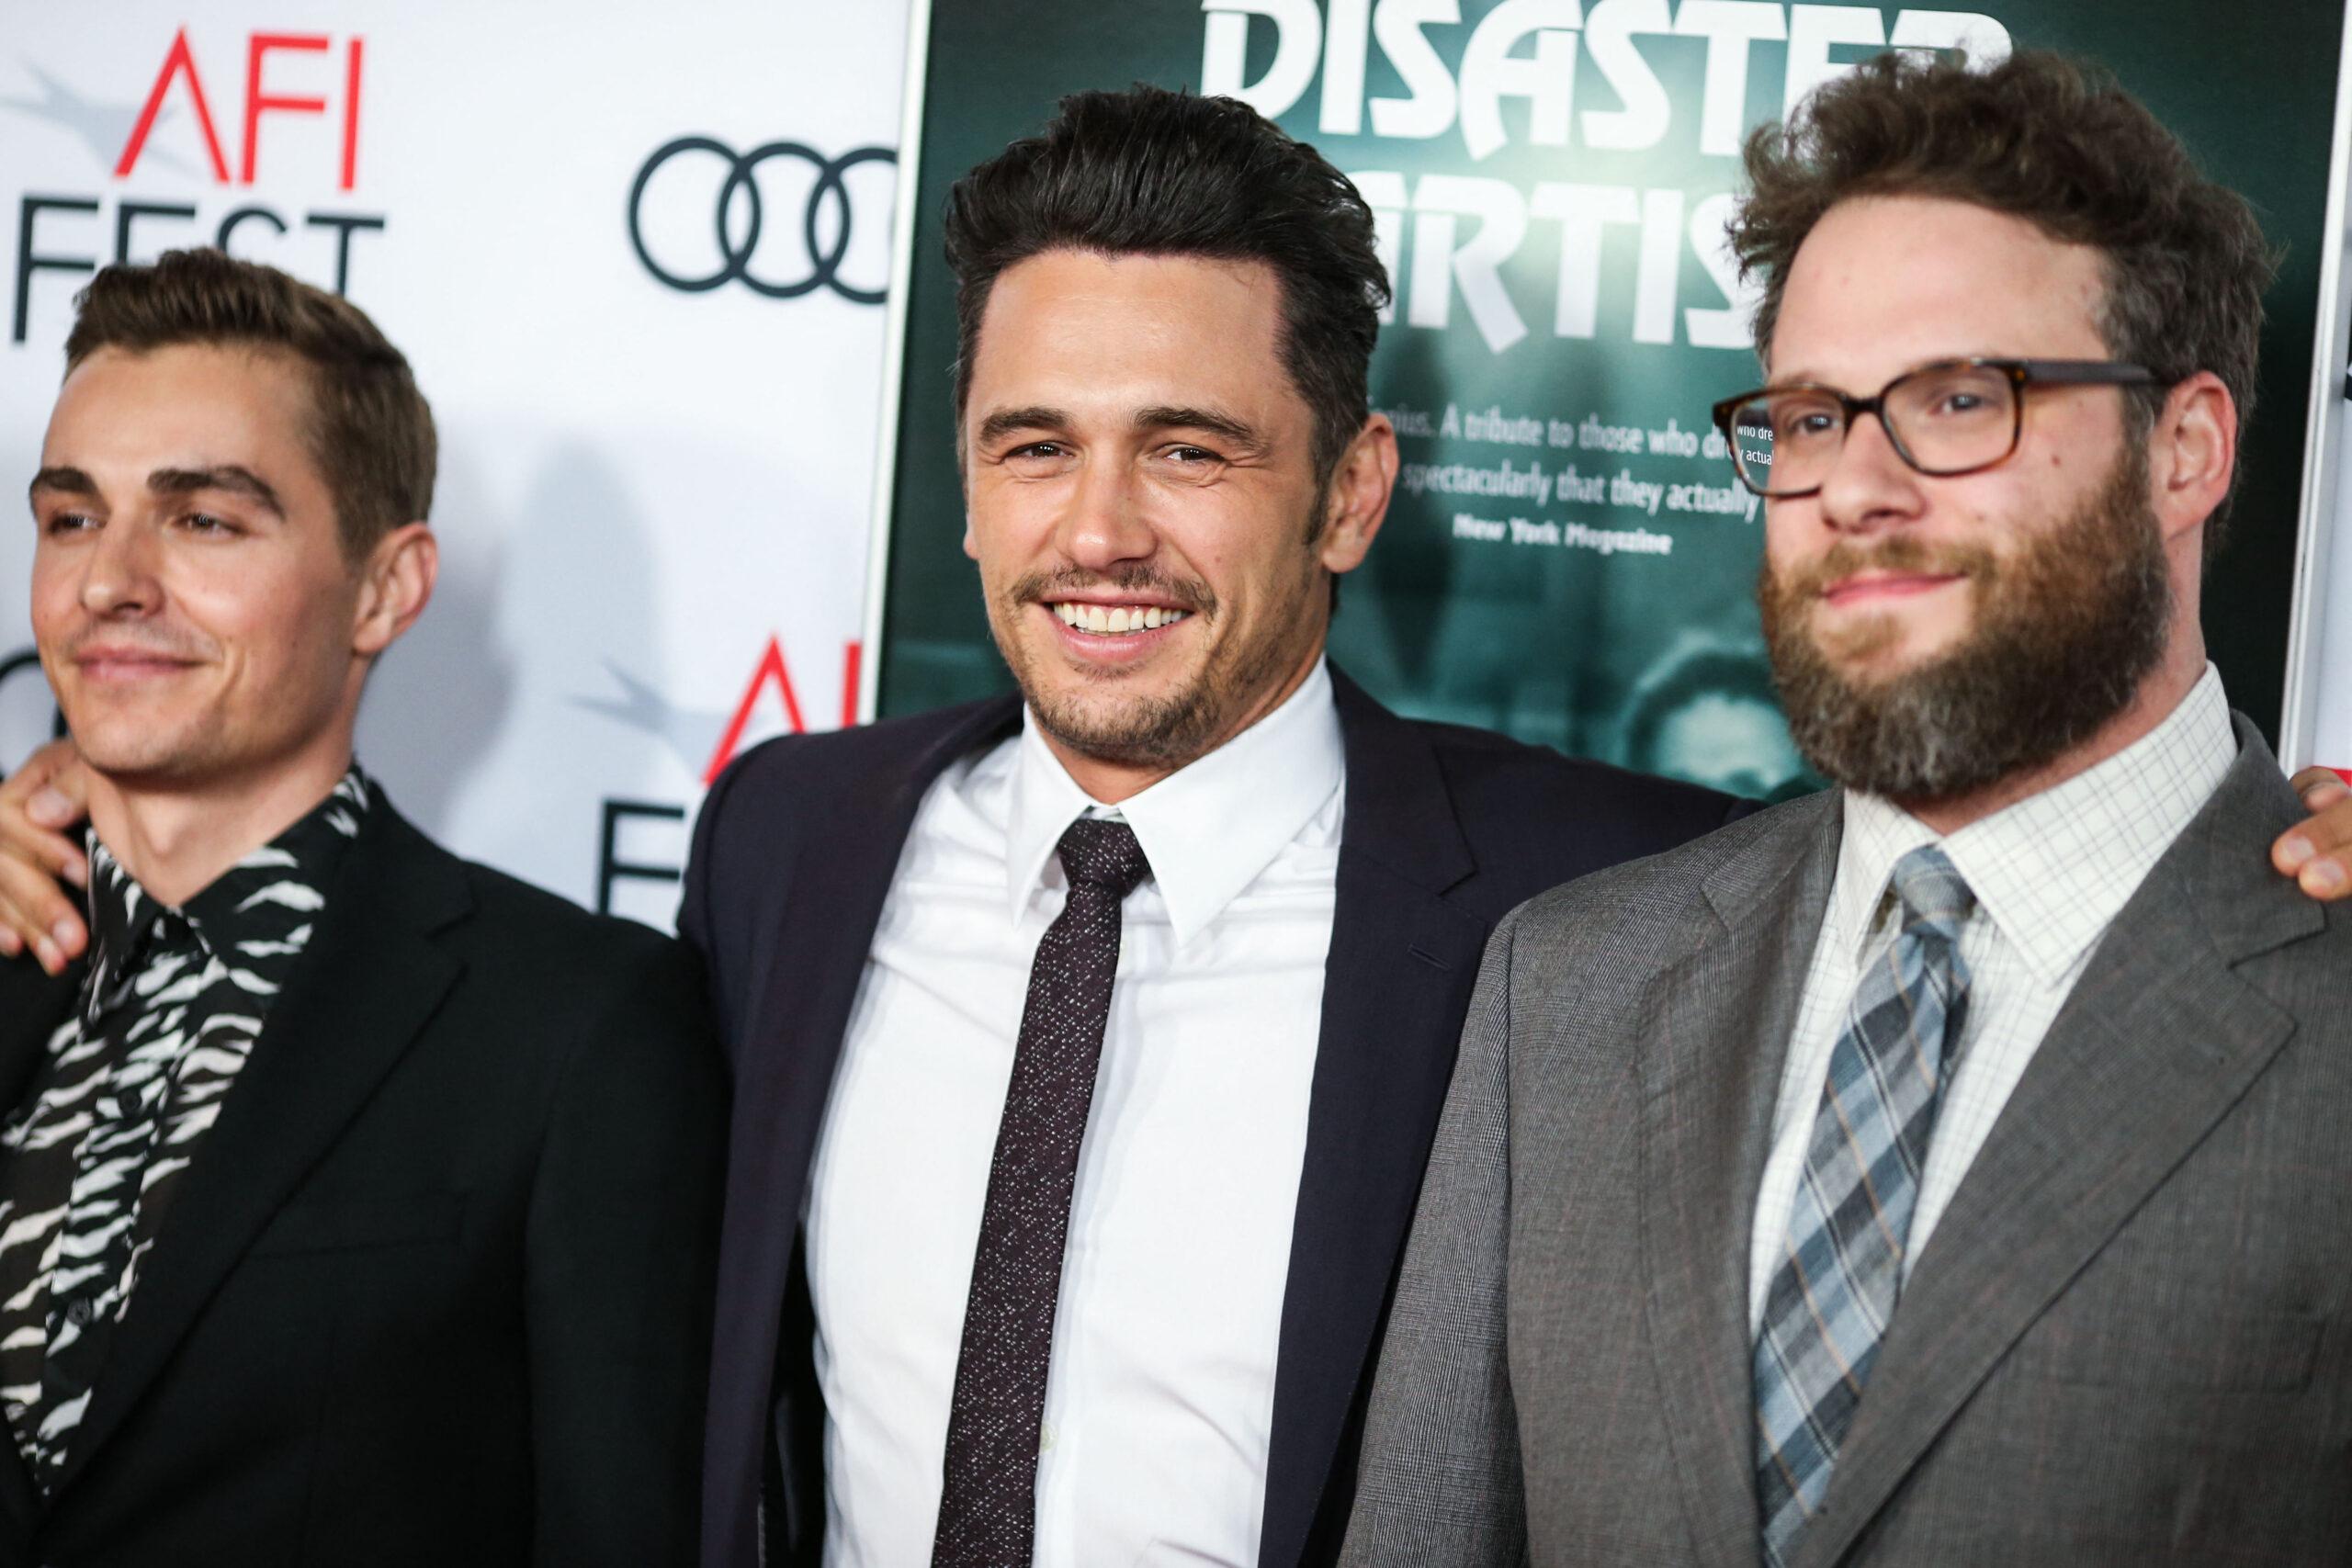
left=1317, top=414, right=1399, bottom=577
left=2147, top=371, right=2233, bottom=546
left=353, top=522, right=438, bottom=656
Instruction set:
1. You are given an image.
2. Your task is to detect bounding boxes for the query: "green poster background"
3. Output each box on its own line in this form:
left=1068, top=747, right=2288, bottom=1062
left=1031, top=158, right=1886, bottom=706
left=876, top=0, right=2341, bottom=797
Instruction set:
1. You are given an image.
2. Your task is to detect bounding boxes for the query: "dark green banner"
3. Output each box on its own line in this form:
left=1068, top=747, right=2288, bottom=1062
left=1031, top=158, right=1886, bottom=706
left=877, top=0, right=2340, bottom=795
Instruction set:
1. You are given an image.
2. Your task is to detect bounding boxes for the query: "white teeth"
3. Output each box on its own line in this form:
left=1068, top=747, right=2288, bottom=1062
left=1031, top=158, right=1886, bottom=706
left=1048, top=603, right=1191, bottom=634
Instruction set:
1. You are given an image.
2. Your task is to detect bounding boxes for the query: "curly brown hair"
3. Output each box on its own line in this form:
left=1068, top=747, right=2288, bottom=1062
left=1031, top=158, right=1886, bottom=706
left=64, top=248, right=435, bottom=561
left=1731, top=49, right=2275, bottom=539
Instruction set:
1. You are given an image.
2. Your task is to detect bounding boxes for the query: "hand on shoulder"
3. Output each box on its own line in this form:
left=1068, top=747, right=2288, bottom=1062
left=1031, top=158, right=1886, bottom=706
left=2274, top=767, right=2352, bottom=903
left=0, top=739, right=90, bottom=974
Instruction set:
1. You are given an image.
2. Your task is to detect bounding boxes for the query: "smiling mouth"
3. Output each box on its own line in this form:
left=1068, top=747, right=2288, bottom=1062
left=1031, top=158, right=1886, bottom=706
left=1820, top=571, right=1967, bottom=608
left=1046, top=602, right=1193, bottom=636
left=74, top=651, right=200, bottom=679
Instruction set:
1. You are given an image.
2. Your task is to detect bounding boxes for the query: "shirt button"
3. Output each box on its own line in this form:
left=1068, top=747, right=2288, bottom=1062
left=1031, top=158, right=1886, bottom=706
left=63, top=1299, right=94, bottom=1327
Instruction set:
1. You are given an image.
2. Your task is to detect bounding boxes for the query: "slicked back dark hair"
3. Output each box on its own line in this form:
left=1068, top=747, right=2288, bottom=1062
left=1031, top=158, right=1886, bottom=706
left=65, top=248, right=435, bottom=561
left=1732, top=49, right=2274, bottom=544
left=944, top=85, right=1390, bottom=486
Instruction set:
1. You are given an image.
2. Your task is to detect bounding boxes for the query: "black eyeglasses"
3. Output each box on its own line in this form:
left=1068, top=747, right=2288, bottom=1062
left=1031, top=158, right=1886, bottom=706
left=1709, top=358, right=2165, bottom=499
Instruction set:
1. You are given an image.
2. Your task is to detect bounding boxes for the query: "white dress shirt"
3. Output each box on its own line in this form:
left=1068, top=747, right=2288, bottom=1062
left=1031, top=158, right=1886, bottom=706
left=806, top=659, right=1346, bottom=1568
left=1747, top=665, right=2238, bottom=1332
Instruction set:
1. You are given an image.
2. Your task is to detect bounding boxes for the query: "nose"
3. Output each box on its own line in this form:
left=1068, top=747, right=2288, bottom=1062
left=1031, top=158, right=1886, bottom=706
left=1813, top=410, right=1926, bottom=538
left=79, top=517, right=165, bottom=618
left=1052, top=452, right=1159, bottom=575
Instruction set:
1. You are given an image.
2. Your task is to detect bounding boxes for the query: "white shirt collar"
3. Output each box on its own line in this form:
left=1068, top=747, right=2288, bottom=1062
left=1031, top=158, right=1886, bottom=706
left=1831, top=663, right=2237, bottom=987
left=1006, top=658, right=1345, bottom=946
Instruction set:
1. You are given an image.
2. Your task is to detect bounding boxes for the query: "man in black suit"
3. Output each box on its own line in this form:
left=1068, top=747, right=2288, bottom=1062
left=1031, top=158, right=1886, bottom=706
left=681, top=87, right=1742, bottom=1568
left=0, top=248, right=723, bottom=1565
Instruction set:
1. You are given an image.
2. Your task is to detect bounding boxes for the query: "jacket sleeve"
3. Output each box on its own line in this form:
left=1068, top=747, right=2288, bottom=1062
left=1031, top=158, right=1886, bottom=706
left=524, top=933, right=729, bottom=1568
left=1340, top=908, right=1530, bottom=1567
left=677, top=749, right=749, bottom=1049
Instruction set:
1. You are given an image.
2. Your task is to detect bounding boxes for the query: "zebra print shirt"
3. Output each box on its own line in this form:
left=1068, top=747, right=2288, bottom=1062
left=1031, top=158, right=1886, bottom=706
left=0, top=769, right=368, bottom=1486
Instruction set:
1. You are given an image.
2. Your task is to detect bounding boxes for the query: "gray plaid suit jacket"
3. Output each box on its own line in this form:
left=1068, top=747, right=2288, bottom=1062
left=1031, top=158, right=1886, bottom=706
left=1341, top=718, right=2352, bottom=1567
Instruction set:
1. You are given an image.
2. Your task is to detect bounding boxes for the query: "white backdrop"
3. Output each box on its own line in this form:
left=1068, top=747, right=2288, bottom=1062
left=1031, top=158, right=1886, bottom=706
left=0, top=2, right=908, bottom=928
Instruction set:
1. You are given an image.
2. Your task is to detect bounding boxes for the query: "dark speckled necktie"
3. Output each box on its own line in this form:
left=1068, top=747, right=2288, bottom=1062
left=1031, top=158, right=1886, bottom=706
left=932, top=818, right=1151, bottom=1568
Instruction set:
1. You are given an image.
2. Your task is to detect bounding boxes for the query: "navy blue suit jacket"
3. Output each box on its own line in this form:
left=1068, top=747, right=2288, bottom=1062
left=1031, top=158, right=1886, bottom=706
left=681, top=666, right=1744, bottom=1568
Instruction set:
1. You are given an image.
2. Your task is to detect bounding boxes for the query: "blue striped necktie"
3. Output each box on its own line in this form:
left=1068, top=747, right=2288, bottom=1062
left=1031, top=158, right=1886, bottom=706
left=1753, top=842, right=1975, bottom=1565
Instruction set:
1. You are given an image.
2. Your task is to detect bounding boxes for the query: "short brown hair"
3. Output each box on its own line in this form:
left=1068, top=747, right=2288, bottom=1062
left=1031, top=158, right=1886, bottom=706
left=944, top=86, right=1388, bottom=488
left=1731, top=50, right=2274, bottom=539
left=63, top=248, right=435, bottom=559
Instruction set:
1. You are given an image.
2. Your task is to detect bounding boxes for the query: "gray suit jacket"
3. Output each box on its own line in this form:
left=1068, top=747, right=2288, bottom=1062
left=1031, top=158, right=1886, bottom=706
left=1342, top=720, right=2352, bottom=1567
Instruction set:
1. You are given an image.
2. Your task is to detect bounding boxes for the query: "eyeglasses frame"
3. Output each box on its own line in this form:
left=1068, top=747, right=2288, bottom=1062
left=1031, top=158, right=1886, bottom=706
left=1708, top=357, right=2166, bottom=499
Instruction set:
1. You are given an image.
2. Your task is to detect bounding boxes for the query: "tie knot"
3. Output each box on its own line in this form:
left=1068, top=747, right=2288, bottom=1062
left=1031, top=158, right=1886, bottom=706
left=1891, top=843, right=1974, bottom=934
left=1056, top=818, right=1151, bottom=898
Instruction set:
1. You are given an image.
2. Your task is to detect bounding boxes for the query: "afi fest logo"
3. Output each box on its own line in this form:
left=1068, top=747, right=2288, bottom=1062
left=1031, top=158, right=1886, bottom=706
left=583, top=636, right=863, bottom=915
left=6, top=27, right=383, bottom=344
left=628, top=136, right=896, bottom=304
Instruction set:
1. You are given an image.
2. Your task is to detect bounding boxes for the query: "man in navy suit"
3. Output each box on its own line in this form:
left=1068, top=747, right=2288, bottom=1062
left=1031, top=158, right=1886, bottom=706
left=680, top=87, right=1740, bottom=1568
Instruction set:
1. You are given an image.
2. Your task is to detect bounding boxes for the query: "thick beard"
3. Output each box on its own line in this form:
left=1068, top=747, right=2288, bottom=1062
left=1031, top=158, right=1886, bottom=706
left=1759, top=439, right=2172, bottom=806
left=989, top=558, right=1314, bottom=772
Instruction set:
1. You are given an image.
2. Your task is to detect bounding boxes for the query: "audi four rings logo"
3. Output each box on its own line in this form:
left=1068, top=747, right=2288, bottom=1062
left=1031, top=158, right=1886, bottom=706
left=628, top=137, right=895, bottom=304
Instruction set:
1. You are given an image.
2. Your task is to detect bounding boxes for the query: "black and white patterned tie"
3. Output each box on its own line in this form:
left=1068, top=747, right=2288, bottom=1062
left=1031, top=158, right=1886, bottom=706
left=932, top=817, right=1151, bottom=1567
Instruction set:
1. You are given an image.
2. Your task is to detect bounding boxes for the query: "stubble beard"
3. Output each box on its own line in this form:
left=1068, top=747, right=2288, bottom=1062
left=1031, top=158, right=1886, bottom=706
left=992, top=556, right=1320, bottom=773
left=1758, top=438, right=2174, bottom=806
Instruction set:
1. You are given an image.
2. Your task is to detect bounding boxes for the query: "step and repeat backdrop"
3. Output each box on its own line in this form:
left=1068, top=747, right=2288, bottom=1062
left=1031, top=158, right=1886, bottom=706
left=873, top=0, right=2349, bottom=787
left=0, top=2, right=905, bottom=927
left=3, top=2, right=2348, bottom=932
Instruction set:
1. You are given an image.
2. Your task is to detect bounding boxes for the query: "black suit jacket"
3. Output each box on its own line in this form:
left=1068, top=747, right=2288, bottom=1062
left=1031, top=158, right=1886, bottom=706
left=681, top=667, right=1744, bottom=1568
left=0, top=800, right=726, bottom=1567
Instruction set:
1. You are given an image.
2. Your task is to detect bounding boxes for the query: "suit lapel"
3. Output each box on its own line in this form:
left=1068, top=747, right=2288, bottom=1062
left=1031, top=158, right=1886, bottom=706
left=1792, top=732, right=2323, bottom=1568
left=1638, top=795, right=1840, bottom=1568
left=722, top=697, right=1023, bottom=1239
left=52, top=806, right=468, bottom=1491
left=1256, top=671, right=1487, bottom=1568
left=703, top=697, right=1021, bottom=1568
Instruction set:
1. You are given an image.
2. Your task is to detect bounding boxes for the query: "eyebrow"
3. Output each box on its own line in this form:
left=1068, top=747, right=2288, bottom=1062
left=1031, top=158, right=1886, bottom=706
left=28, top=466, right=98, bottom=506
left=971, top=403, right=1271, bottom=453
left=1132, top=405, right=1265, bottom=451
left=148, top=464, right=286, bottom=518
left=1762, top=352, right=2009, bottom=391
left=28, top=462, right=288, bottom=518
left=975, top=406, right=1069, bottom=446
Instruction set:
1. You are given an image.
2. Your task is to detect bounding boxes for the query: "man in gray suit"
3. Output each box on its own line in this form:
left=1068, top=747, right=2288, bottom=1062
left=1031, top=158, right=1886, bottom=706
left=1344, top=49, right=2352, bottom=1568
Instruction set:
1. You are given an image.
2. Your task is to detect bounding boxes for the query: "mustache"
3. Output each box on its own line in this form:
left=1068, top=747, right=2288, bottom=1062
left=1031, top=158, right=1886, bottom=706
left=1773, top=535, right=1999, bottom=600
left=1008, top=565, right=1216, bottom=617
